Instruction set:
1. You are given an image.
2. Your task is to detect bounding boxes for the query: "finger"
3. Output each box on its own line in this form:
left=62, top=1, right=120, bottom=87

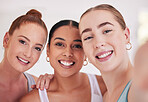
left=36, top=75, right=43, bottom=89
left=44, top=74, right=54, bottom=89
left=45, top=78, right=51, bottom=89
left=31, top=85, right=36, bottom=89
left=40, top=76, right=46, bottom=90
left=48, top=74, right=54, bottom=79
left=40, top=73, right=53, bottom=90
left=45, top=73, right=54, bottom=79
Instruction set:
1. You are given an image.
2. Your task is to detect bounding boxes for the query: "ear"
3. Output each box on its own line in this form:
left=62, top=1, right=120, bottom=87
left=46, top=44, right=50, bottom=57
left=124, top=27, right=130, bottom=44
left=3, top=32, right=10, bottom=48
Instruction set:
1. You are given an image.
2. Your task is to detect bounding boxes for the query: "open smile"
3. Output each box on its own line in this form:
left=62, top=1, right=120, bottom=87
left=17, top=56, right=30, bottom=64
left=95, top=50, right=113, bottom=62
left=58, top=60, right=75, bottom=68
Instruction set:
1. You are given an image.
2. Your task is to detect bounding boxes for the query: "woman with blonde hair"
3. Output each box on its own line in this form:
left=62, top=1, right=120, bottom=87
left=79, top=4, right=133, bottom=102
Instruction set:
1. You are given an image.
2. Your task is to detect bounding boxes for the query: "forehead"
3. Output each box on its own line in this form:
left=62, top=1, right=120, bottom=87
left=52, top=26, right=80, bottom=40
left=79, top=10, right=117, bottom=29
left=12, top=23, right=47, bottom=43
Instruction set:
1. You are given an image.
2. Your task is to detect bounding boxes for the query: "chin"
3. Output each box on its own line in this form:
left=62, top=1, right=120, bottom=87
left=98, top=66, right=117, bottom=73
left=58, top=72, right=76, bottom=78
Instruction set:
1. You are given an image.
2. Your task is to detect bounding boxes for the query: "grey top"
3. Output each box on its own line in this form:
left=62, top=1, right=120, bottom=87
left=24, top=72, right=36, bottom=92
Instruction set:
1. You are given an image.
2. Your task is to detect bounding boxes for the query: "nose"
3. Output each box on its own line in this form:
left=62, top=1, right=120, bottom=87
left=23, top=48, right=32, bottom=58
left=63, top=47, right=73, bottom=58
left=94, top=36, right=106, bottom=49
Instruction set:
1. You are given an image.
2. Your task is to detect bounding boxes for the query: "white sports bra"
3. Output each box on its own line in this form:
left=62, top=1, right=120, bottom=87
left=39, top=74, right=103, bottom=102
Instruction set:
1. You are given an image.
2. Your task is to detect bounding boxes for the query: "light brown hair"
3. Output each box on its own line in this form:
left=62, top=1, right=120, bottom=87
left=80, top=4, right=126, bottom=30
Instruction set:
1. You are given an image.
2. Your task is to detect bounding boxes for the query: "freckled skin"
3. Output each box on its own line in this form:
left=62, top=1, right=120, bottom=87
left=0, top=23, right=47, bottom=102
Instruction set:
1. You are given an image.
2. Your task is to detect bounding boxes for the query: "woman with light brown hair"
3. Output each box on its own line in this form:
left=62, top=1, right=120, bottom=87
left=79, top=4, right=133, bottom=102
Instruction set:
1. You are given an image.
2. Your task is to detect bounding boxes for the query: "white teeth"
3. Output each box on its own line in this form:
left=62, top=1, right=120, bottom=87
left=98, top=52, right=112, bottom=59
left=18, top=57, right=29, bottom=64
left=60, top=61, right=74, bottom=66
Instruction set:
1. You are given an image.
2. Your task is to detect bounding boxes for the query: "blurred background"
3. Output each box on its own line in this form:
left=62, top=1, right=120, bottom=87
left=0, top=0, right=148, bottom=77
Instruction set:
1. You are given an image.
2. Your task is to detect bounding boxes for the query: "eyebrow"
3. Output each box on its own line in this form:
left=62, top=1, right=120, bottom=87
left=54, top=37, right=82, bottom=42
left=18, top=35, right=43, bottom=47
left=81, top=22, right=114, bottom=35
left=36, top=44, right=43, bottom=47
left=73, top=39, right=82, bottom=42
left=81, top=28, right=92, bottom=36
left=54, top=37, right=65, bottom=41
left=18, top=35, right=30, bottom=42
left=97, top=22, right=114, bottom=28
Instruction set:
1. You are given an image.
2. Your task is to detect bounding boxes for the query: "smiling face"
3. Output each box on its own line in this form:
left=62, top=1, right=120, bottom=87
left=79, top=10, right=130, bottom=72
left=3, top=23, right=47, bottom=72
left=47, top=25, right=85, bottom=77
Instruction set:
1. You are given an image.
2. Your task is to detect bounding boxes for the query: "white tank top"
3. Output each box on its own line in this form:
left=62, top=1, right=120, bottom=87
left=39, top=74, right=103, bottom=102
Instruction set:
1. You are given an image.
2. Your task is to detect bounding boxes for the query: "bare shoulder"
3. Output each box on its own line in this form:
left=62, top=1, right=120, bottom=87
left=19, top=89, right=40, bottom=102
left=95, top=75, right=107, bottom=96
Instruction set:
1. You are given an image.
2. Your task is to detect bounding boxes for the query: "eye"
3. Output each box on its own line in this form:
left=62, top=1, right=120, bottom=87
left=19, top=40, right=26, bottom=45
left=103, top=30, right=112, bottom=34
left=73, top=44, right=82, bottom=49
left=55, top=42, right=64, bottom=47
left=84, top=37, right=93, bottom=41
left=35, top=47, right=41, bottom=51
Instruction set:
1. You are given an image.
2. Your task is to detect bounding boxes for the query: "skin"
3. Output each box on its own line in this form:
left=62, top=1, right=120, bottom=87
left=128, top=42, right=148, bottom=102
left=79, top=10, right=133, bottom=102
left=20, top=25, right=106, bottom=102
left=0, top=23, right=47, bottom=102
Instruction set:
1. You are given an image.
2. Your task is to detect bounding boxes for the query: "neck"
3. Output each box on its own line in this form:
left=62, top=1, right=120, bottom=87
left=102, top=60, right=133, bottom=98
left=0, top=59, right=23, bottom=83
left=53, top=72, right=83, bottom=92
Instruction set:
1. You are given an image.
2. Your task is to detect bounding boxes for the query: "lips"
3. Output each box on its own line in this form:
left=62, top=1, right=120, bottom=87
left=95, top=50, right=113, bottom=62
left=17, top=56, right=30, bottom=64
left=58, top=60, right=75, bottom=68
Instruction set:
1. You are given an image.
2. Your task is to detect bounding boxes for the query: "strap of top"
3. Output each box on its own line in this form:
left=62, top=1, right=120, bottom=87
left=87, top=74, right=103, bottom=102
left=23, top=72, right=36, bottom=92
left=117, top=81, right=132, bottom=102
left=39, top=88, right=49, bottom=102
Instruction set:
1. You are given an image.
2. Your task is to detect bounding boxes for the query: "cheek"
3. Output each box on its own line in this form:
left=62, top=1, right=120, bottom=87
left=83, top=41, right=93, bottom=53
left=113, top=40, right=126, bottom=57
left=78, top=51, right=84, bottom=56
left=48, top=49, right=59, bottom=61
left=7, top=43, right=21, bottom=56
left=31, top=51, right=42, bottom=62
left=83, top=44, right=93, bottom=59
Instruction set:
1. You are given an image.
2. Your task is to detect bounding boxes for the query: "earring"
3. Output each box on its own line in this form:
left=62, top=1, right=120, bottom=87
left=46, top=57, right=49, bottom=62
left=83, top=59, right=88, bottom=66
left=126, top=42, right=132, bottom=50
